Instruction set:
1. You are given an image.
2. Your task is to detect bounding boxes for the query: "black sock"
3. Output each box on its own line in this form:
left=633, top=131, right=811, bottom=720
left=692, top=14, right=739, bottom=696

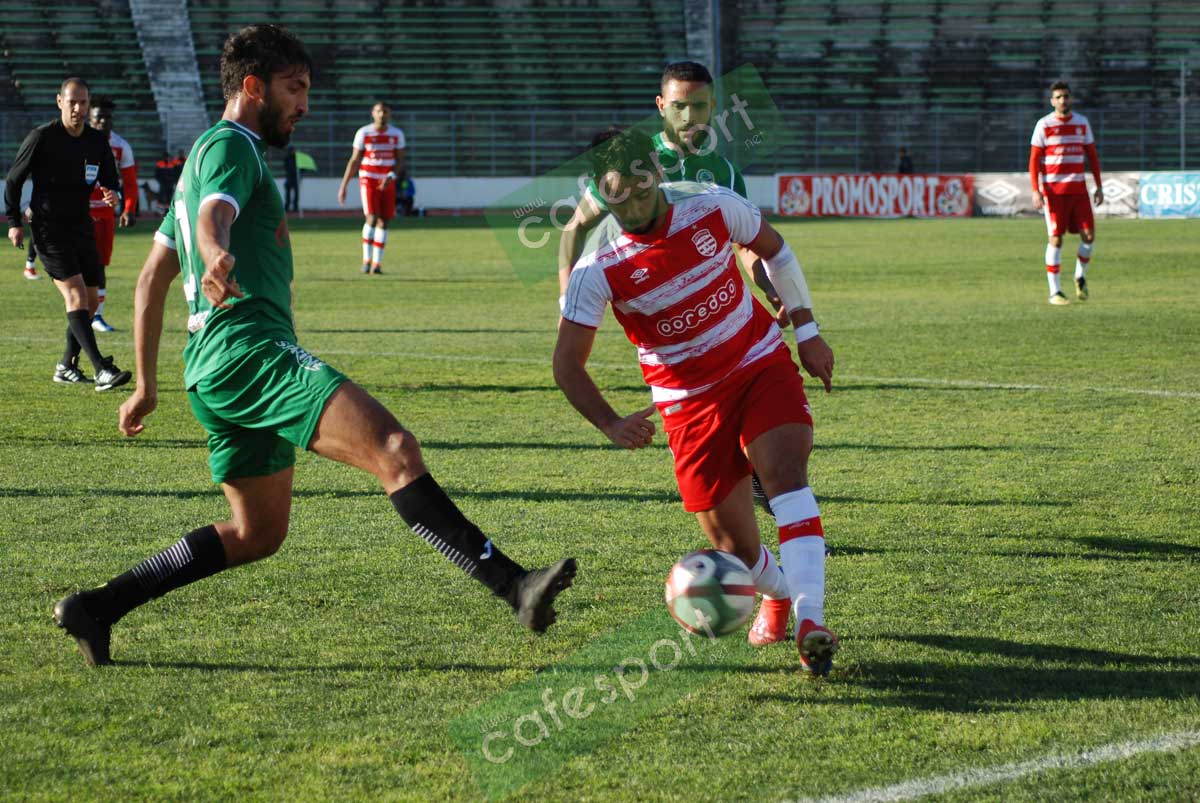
left=66, top=309, right=104, bottom=372
left=389, top=474, right=525, bottom=603
left=62, top=326, right=82, bottom=368
left=81, top=525, right=228, bottom=624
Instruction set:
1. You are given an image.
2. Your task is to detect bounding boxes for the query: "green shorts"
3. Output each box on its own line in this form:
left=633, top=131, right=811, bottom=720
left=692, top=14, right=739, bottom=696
left=188, top=338, right=348, bottom=484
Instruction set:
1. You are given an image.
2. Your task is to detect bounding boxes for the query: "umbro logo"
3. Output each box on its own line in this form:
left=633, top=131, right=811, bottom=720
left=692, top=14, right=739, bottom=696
left=630, top=268, right=650, bottom=283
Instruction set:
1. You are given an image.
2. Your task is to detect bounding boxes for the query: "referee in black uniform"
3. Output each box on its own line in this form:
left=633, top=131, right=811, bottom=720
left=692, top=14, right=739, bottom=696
left=5, top=77, right=131, bottom=391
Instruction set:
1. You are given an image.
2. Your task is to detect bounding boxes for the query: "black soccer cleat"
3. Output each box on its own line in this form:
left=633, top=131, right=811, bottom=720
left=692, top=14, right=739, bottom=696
left=53, top=593, right=112, bottom=666
left=512, top=558, right=577, bottom=633
left=94, top=357, right=131, bottom=392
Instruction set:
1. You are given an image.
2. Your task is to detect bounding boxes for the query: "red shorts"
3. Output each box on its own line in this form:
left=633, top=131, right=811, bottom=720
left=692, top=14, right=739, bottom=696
left=1043, top=192, right=1094, bottom=237
left=657, top=353, right=813, bottom=513
left=90, top=211, right=115, bottom=266
left=359, top=177, right=396, bottom=220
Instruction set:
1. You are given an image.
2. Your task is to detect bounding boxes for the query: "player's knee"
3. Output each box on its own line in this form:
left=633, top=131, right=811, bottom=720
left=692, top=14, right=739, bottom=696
left=755, top=458, right=809, bottom=498
left=380, top=428, right=426, bottom=481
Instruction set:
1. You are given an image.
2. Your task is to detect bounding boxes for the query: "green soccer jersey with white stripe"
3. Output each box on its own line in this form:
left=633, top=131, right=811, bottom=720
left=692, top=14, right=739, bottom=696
left=157, top=120, right=294, bottom=389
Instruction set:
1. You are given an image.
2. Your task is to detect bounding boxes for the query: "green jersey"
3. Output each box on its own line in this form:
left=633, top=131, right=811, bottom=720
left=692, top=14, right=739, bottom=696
left=586, top=130, right=747, bottom=210
left=157, top=120, right=294, bottom=389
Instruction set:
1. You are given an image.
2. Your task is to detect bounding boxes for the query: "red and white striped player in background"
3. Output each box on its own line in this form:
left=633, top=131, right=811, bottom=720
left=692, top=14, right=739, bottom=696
left=87, top=96, right=138, bottom=331
left=337, top=101, right=406, bottom=274
left=1030, top=80, right=1103, bottom=305
left=554, top=127, right=839, bottom=675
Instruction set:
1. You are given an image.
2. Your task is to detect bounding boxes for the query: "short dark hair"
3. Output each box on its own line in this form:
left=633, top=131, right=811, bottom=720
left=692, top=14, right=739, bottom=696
left=661, top=61, right=713, bottom=88
left=92, top=95, right=115, bottom=112
left=59, top=76, right=88, bottom=95
left=1050, top=80, right=1070, bottom=93
left=219, top=24, right=312, bottom=101
left=588, top=126, right=658, bottom=178
left=373, top=100, right=390, bottom=111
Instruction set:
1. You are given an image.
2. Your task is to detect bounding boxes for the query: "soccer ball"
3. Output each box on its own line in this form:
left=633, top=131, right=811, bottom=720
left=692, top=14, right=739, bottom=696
left=664, top=549, right=756, bottom=636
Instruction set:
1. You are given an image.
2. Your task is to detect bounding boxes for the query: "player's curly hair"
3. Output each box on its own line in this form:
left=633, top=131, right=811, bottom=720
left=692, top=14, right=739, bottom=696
left=1050, top=79, right=1070, bottom=93
left=219, top=24, right=312, bottom=101
left=588, top=126, right=659, bottom=179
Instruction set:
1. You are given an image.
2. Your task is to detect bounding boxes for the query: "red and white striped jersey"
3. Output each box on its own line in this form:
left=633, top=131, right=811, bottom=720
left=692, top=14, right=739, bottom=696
left=89, top=131, right=136, bottom=211
left=563, top=182, right=785, bottom=403
left=1030, top=112, right=1095, bottom=197
left=352, top=124, right=406, bottom=181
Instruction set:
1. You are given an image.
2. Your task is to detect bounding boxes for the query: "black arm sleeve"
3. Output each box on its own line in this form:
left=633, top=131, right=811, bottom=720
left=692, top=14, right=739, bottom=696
left=4, top=127, right=41, bottom=228
left=98, top=141, right=120, bottom=195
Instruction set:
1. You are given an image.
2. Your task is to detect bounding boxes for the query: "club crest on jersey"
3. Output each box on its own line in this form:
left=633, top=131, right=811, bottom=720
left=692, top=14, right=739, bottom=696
left=695, top=169, right=715, bottom=184
left=84, top=163, right=99, bottom=184
left=630, top=267, right=650, bottom=284
left=691, top=228, right=718, bottom=257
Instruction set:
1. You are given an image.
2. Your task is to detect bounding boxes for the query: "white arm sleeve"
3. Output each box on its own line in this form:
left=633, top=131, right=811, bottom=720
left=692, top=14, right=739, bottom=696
left=761, top=242, right=813, bottom=312
left=352, top=126, right=365, bottom=150
left=715, top=188, right=763, bottom=245
left=561, top=263, right=611, bottom=329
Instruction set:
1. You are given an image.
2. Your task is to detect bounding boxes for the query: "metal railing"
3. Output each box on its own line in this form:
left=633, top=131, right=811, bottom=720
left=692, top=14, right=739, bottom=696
left=4, top=106, right=1196, bottom=180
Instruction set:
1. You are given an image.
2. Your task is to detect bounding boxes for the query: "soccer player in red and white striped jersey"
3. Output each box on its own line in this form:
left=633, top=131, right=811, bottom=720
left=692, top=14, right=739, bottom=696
left=554, top=128, right=839, bottom=674
left=337, top=102, right=406, bottom=274
left=87, top=97, right=139, bottom=331
left=1030, top=80, right=1103, bottom=304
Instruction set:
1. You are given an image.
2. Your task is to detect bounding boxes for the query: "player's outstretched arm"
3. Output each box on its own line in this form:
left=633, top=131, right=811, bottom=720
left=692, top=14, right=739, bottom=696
left=337, top=148, right=363, bottom=205
left=553, top=319, right=656, bottom=449
left=748, top=220, right=835, bottom=392
left=119, top=240, right=181, bottom=436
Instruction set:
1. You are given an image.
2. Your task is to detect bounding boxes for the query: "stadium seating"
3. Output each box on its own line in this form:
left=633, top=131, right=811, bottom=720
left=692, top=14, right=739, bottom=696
left=730, top=0, right=1199, bottom=172
left=2, top=1, right=1194, bottom=179
left=0, top=1, right=163, bottom=180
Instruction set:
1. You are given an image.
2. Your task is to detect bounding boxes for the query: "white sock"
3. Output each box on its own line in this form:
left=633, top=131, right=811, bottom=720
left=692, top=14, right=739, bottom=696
left=771, top=487, right=826, bottom=626
left=1076, top=241, right=1093, bottom=278
left=748, top=544, right=789, bottom=600
left=371, top=227, right=388, bottom=268
left=96, top=292, right=106, bottom=317
left=362, top=224, right=374, bottom=265
left=1045, top=244, right=1062, bottom=294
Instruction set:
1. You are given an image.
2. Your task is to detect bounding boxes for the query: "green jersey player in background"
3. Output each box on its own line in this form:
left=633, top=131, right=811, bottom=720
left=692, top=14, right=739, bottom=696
left=557, top=61, right=784, bottom=323
left=53, top=24, right=575, bottom=667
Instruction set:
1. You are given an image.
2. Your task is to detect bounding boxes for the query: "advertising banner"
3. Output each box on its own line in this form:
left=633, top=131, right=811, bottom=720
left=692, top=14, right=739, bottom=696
left=1138, top=172, right=1200, bottom=218
left=776, top=173, right=973, bottom=218
left=973, top=172, right=1139, bottom=218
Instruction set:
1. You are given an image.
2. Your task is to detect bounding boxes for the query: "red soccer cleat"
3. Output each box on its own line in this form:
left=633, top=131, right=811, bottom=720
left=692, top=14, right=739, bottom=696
left=797, top=618, right=838, bottom=676
left=747, top=596, right=791, bottom=646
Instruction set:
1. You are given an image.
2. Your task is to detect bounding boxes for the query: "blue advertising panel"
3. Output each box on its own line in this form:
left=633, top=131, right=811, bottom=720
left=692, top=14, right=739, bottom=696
left=1138, top=172, right=1200, bottom=218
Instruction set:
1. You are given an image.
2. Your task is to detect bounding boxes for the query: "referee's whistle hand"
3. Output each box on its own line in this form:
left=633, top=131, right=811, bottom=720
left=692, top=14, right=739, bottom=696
left=8, top=227, right=23, bottom=249
left=201, top=251, right=244, bottom=309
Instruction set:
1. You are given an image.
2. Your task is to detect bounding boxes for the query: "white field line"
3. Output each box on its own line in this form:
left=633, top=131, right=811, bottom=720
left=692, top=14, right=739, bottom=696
left=790, top=730, right=1200, bottom=803
left=2, top=334, right=1197, bottom=399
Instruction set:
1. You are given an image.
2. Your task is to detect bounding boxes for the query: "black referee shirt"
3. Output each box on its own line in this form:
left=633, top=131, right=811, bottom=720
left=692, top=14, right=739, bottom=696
left=4, top=119, right=119, bottom=229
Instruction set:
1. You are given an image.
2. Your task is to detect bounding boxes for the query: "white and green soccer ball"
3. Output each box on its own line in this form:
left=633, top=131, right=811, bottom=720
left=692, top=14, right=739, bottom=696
left=664, top=549, right=756, bottom=636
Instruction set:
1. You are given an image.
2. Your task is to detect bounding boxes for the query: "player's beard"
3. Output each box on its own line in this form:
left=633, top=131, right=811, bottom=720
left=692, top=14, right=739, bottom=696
left=259, top=93, right=293, bottom=148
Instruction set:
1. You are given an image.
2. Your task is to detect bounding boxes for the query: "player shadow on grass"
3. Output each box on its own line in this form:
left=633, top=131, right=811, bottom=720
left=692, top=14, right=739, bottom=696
left=751, top=633, right=1200, bottom=713
left=307, top=327, right=548, bottom=334
left=108, top=659, right=784, bottom=674
left=369, top=383, right=650, bottom=395
left=802, top=536, right=1200, bottom=563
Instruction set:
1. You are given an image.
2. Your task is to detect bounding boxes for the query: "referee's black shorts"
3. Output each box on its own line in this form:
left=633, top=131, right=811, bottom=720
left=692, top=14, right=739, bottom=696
left=31, top=219, right=101, bottom=285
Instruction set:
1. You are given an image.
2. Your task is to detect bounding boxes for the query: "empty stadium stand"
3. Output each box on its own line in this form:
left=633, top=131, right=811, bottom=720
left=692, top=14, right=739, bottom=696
left=0, top=0, right=164, bottom=179
left=2, top=0, right=1196, bottom=179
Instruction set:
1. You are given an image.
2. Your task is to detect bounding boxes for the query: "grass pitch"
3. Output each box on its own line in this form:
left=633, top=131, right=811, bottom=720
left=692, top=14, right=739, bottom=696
left=1, top=216, right=1197, bottom=801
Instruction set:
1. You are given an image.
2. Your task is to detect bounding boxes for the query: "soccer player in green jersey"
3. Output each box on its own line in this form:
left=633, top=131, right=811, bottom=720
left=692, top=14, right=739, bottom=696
left=53, top=25, right=575, bottom=667
left=557, top=62, right=783, bottom=322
